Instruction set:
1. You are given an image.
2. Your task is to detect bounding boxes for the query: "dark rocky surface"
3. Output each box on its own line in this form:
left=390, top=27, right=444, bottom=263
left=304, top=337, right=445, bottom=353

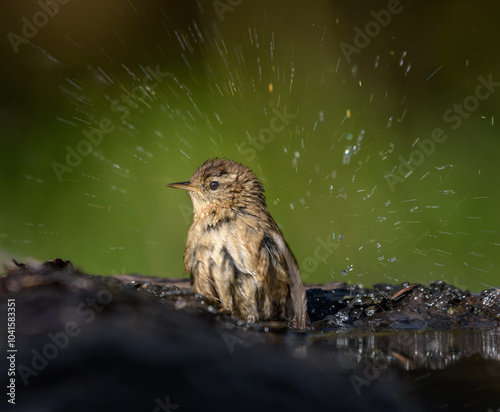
left=1, top=259, right=499, bottom=411
left=307, top=280, right=500, bottom=330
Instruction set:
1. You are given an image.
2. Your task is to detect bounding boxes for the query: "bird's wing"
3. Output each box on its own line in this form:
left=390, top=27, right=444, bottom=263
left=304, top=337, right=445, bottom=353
left=269, top=230, right=310, bottom=329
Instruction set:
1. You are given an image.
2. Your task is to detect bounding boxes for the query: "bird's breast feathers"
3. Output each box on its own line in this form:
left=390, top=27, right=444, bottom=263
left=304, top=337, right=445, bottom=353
left=187, top=216, right=264, bottom=276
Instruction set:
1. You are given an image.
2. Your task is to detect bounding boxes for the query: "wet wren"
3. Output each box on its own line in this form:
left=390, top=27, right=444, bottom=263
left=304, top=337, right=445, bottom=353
left=167, top=158, right=309, bottom=328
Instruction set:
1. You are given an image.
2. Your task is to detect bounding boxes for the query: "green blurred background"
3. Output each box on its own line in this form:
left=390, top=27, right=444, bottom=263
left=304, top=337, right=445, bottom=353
left=1, top=0, right=498, bottom=291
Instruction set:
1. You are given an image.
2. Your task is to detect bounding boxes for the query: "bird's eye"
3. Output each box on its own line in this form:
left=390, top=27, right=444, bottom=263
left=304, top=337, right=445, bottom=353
left=209, top=181, right=220, bottom=191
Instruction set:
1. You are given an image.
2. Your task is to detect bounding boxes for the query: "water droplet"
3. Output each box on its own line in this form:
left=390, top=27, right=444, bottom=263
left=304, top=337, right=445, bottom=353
left=399, top=50, right=407, bottom=67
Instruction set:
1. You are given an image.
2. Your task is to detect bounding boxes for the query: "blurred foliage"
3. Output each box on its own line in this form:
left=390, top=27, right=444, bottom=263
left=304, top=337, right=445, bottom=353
left=0, top=0, right=499, bottom=291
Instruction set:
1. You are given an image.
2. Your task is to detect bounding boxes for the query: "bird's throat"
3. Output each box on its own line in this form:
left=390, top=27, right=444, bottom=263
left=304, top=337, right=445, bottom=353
left=194, top=207, right=236, bottom=230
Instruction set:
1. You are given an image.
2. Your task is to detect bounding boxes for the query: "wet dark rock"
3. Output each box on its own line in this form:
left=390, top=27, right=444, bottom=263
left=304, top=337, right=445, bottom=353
left=307, top=280, right=499, bottom=330
left=1, top=259, right=499, bottom=411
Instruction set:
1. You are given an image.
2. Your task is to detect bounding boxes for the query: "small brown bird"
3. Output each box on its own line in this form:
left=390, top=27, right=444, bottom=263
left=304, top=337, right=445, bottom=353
left=167, top=158, right=309, bottom=328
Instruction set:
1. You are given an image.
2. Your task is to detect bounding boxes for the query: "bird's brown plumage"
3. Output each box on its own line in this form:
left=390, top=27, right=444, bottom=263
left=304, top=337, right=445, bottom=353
left=168, top=158, right=309, bottom=328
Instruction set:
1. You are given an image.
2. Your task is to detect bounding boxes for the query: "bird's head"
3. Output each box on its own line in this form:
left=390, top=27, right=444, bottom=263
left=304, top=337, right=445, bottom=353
left=168, top=158, right=266, bottom=222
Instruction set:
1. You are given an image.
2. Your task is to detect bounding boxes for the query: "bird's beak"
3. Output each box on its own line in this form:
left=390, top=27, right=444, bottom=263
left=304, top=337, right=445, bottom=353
left=167, top=181, right=197, bottom=192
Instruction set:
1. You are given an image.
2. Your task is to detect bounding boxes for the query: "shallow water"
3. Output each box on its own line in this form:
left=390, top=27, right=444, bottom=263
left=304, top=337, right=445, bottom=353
left=289, top=328, right=500, bottom=410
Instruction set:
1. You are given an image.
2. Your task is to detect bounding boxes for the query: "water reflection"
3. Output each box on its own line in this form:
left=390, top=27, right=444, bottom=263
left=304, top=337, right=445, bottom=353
left=291, top=328, right=500, bottom=410
left=310, top=328, right=500, bottom=370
